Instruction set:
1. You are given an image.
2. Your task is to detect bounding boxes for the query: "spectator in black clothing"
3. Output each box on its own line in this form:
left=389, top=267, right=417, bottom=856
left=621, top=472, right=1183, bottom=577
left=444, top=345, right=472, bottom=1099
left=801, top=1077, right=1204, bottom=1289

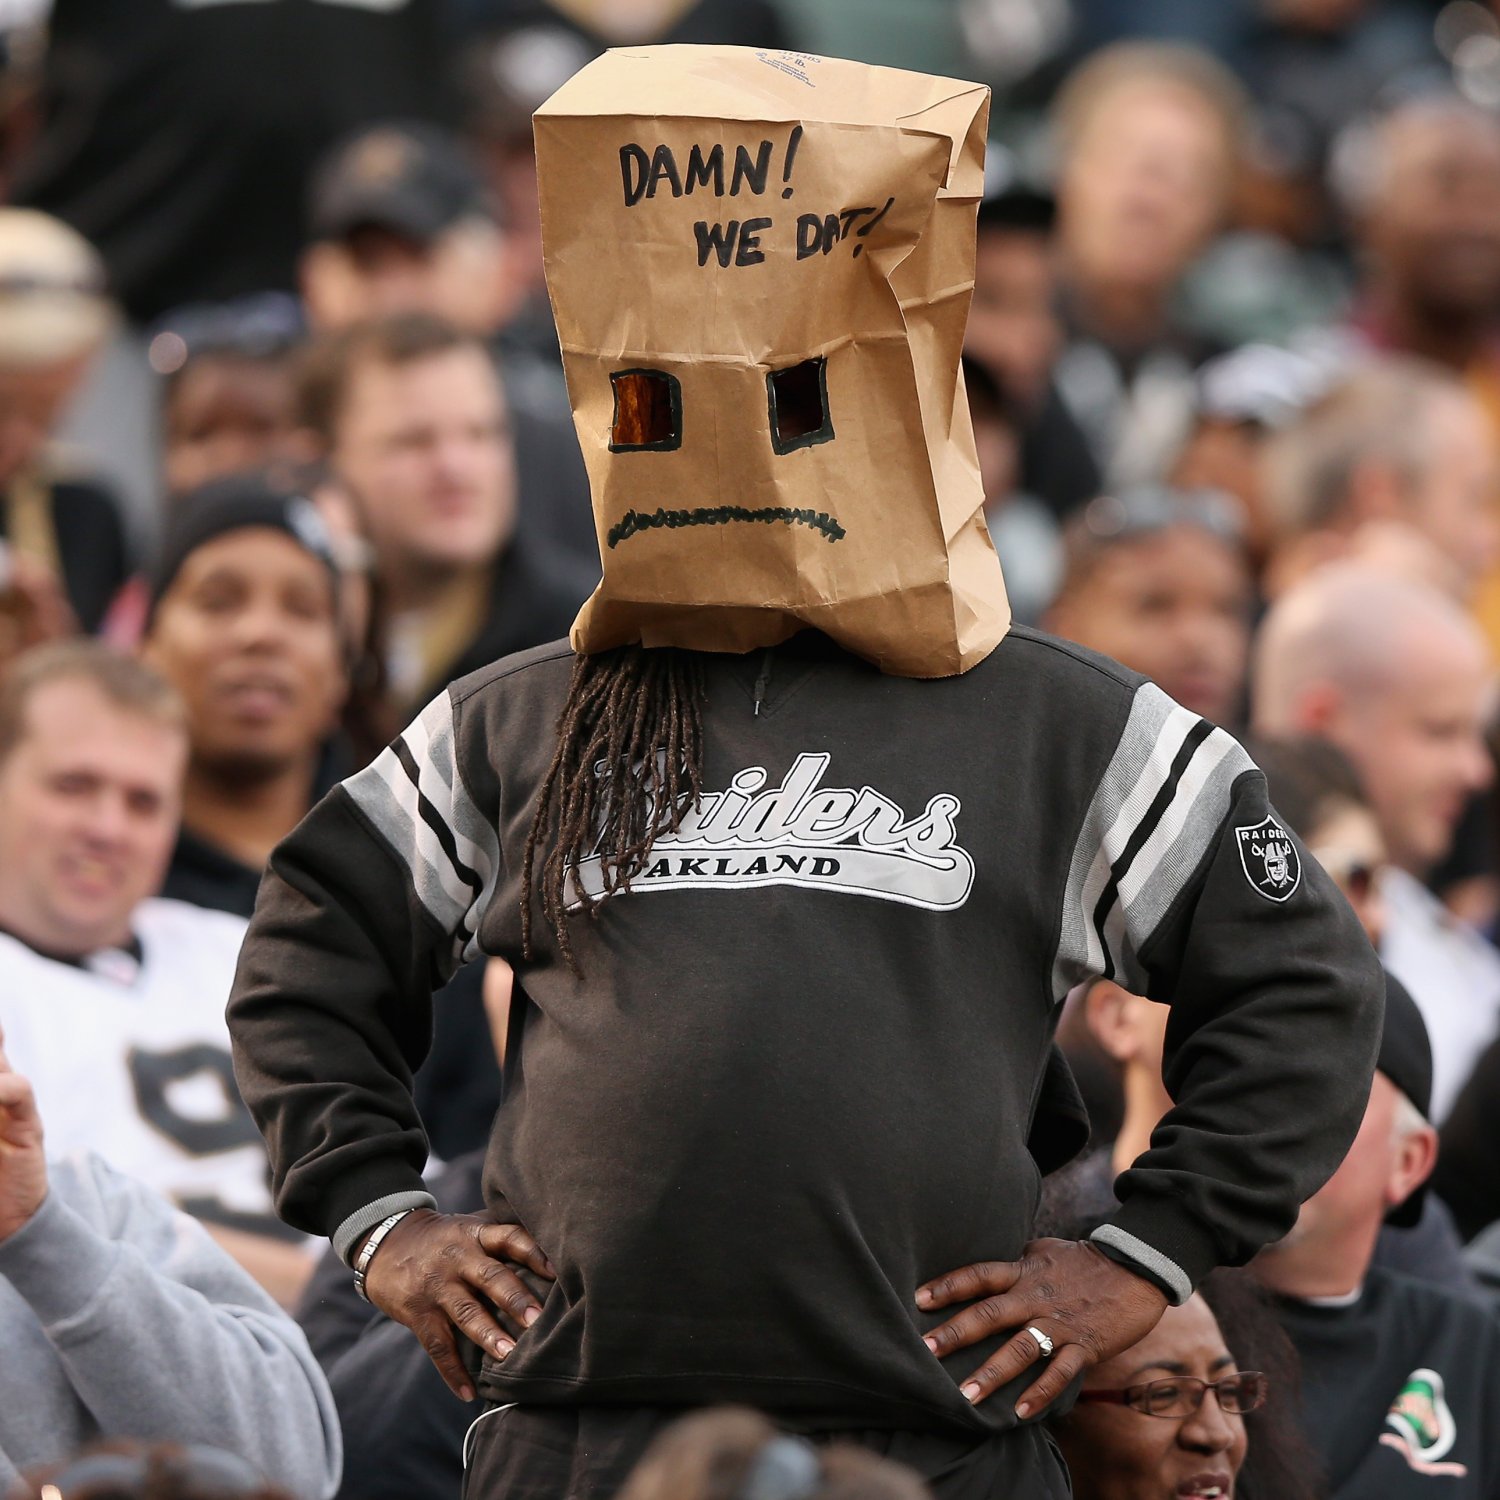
left=0, top=206, right=130, bottom=636
left=1052, top=44, right=1246, bottom=487
left=1253, top=972, right=1500, bottom=1498
left=140, top=475, right=348, bottom=919
left=299, top=125, right=596, bottom=571
left=296, top=314, right=590, bottom=747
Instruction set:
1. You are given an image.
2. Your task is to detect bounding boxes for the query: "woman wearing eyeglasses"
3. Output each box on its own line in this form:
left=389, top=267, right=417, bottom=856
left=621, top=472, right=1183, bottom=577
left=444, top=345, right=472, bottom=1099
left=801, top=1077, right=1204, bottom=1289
left=1052, top=1291, right=1259, bottom=1500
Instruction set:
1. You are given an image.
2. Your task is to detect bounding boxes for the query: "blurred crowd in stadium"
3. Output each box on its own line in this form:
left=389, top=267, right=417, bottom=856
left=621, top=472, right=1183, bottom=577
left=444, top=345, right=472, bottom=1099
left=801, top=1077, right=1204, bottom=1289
left=2, top=0, right=1500, bottom=1497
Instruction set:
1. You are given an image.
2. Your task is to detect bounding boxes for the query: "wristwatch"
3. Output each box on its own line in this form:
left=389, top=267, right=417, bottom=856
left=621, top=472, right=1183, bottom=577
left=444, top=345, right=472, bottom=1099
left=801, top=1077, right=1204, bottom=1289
left=352, top=1209, right=415, bottom=1302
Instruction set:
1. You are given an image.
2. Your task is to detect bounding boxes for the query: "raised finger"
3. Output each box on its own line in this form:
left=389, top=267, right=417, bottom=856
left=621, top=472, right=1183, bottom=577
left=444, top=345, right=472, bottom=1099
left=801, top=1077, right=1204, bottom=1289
left=414, top=1312, right=478, bottom=1403
left=1014, top=1342, right=1090, bottom=1419
left=916, top=1260, right=1022, bottom=1310
left=922, top=1291, right=1032, bottom=1357
left=956, top=1325, right=1054, bottom=1405
left=437, top=1279, right=517, bottom=1364
left=468, top=1255, right=546, bottom=1331
left=476, top=1221, right=556, bottom=1279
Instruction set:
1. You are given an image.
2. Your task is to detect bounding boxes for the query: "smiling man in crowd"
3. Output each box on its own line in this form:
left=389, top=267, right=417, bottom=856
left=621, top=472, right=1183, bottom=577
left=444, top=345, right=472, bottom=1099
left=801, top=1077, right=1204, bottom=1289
left=297, top=314, right=588, bottom=749
left=141, top=473, right=349, bottom=920
left=0, top=639, right=310, bottom=1304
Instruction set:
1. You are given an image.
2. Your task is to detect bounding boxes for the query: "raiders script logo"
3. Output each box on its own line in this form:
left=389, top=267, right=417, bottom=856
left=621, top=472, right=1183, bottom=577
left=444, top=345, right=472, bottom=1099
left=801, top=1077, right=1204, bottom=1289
left=570, top=752, right=974, bottom=910
left=1235, top=815, right=1301, bottom=903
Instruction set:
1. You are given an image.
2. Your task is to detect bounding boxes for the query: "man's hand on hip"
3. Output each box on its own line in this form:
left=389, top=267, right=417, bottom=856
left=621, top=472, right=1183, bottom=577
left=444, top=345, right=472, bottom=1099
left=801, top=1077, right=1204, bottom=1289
left=916, top=1237, right=1169, bottom=1419
left=0, top=1024, right=47, bottom=1244
left=360, top=1209, right=556, bottom=1402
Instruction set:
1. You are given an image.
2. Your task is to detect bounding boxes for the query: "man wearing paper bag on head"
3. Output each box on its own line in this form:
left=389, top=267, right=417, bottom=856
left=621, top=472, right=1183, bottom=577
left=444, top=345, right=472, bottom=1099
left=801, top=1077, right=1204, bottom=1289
left=227, top=46, right=1383, bottom=1498
left=551, top=45, right=1008, bottom=675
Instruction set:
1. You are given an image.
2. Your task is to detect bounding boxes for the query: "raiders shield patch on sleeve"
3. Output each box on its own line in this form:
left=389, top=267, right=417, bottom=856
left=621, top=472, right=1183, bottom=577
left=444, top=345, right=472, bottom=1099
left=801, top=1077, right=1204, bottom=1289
left=1235, top=816, right=1302, bottom=902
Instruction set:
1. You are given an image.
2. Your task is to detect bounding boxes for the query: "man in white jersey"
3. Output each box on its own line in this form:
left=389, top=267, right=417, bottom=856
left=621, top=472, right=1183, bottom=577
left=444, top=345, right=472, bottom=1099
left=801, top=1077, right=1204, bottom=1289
left=0, top=640, right=311, bottom=1304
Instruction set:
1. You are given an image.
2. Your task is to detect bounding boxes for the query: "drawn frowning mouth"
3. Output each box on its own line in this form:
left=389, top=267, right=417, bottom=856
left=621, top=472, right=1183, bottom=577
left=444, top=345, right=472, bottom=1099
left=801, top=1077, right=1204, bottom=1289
left=606, top=505, right=846, bottom=548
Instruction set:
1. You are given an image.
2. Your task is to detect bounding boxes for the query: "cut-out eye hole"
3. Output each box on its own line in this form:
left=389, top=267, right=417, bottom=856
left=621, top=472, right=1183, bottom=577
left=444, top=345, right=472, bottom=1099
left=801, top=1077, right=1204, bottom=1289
left=610, top=369, right=682, bottom=452
left=768, top=357, right=833, bottom=454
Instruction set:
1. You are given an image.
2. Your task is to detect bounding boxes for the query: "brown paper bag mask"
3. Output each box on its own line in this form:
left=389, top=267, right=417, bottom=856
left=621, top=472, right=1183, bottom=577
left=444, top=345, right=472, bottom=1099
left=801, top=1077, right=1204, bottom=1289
left=535, top=45, right=1010, bottom=677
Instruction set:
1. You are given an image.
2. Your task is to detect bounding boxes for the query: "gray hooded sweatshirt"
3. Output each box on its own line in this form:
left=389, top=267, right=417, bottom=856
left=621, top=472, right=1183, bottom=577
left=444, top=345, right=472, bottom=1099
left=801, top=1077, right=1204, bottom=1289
left=0, top=1153, right=341, bottom=1498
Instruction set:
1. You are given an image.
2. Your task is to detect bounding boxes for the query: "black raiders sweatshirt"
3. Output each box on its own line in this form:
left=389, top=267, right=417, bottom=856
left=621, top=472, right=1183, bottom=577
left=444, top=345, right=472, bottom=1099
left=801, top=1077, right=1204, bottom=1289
left=228, top=627, right=1383, bottom=1435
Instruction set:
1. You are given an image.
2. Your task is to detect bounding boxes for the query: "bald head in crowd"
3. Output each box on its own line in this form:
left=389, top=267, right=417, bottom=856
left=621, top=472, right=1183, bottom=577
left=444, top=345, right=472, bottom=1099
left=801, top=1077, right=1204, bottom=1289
left=1253, top=566, right=1493, bottom=876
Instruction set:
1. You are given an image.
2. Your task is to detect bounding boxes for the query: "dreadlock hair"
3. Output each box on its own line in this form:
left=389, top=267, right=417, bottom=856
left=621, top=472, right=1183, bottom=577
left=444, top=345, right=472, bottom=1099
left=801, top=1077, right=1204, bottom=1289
left=522, top=644, right=706, bottom=972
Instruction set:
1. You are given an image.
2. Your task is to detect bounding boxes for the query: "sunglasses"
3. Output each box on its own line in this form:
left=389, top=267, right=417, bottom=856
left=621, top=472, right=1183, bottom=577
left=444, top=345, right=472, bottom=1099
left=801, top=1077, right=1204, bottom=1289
left=1076, top=1370, right=1268, bottom=1419
left=1078, top=486, right=1247, bottom=548
left=1310, top=846, right=1385, bottom=904
left=148, top=292, right=304, bottom=373
left=33, top=1445, right=272, bottom=1499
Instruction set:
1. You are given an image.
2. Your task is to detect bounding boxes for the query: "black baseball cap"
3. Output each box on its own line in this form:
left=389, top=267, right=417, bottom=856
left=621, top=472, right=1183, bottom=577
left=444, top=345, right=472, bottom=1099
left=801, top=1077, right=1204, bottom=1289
left=308, top=122, right=496, bottom=246
left=1379, top=968, right=1434, bottom=1229
left=976, top=145, right=1056, bottom=234
left=148, top=472, right=341, bottom=622
left=976, top=182, right=1057, bottom=235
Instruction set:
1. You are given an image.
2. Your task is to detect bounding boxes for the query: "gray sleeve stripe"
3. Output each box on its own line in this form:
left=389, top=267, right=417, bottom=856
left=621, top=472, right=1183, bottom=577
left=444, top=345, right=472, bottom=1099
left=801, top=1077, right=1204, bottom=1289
left=1052, top=684, right=1191, bottom=997
left=1053, top=685, right=1254, bottom=1000
left=346, top=749, right=473, bottom=931
left=332, top=1189, right=438, bottom=1266
left=1089, top=1224, right=1193, bottom=1305
left=404, top=695, right=503, bottom=884
left=1116, top=729, right=1253, bottom=961
left=341, top=692, right=501, bottom=962
left=1078, top=703, right=1201, bottom=982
